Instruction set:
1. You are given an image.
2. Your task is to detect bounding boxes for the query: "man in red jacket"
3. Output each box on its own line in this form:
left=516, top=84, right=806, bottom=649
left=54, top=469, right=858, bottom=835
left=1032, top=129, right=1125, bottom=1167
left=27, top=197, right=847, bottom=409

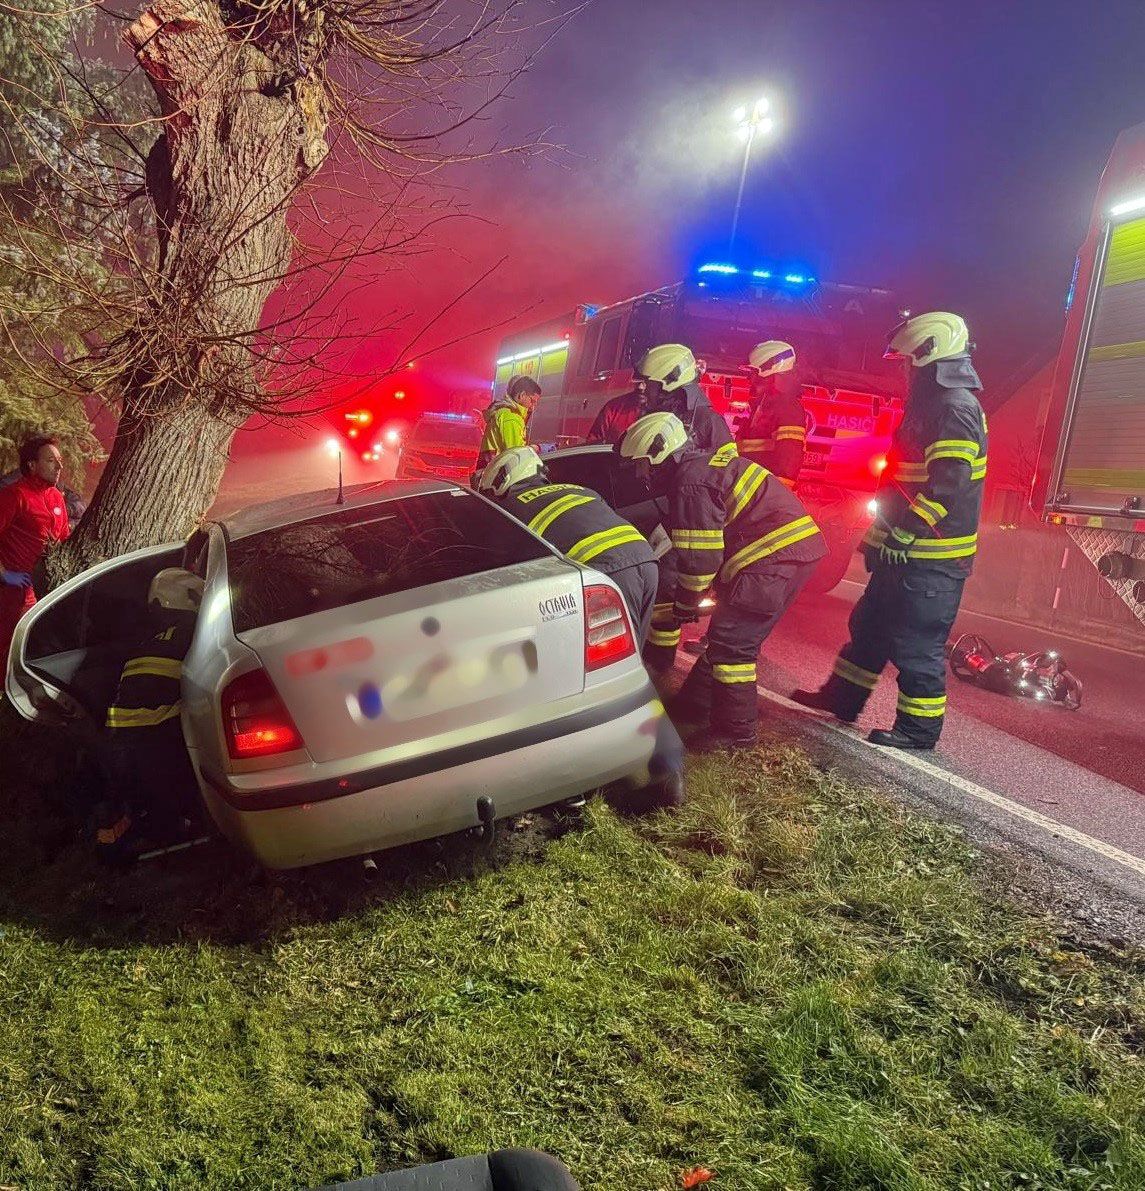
left=0, top=435, right=70, bottom=667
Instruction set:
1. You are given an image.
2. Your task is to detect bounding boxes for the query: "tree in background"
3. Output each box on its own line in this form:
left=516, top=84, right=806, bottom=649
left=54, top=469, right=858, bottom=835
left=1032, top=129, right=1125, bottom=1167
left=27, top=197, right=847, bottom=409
left=0, top=0, right=563, bottom=582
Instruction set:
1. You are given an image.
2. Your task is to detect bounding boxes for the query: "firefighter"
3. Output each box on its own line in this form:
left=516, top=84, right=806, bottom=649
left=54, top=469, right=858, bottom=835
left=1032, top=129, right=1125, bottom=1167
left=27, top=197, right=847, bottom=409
left=586, top=344, right=733, bottom=452
left=477, top=447, right=659, bottom=646
left=791, top=312, right=988, bottom=750
left=476, top=375, right=543, bottom=472
left=736, top=340, right=808, bottom=487
left=94, top=567, right=203, bottom=861
left=620, top=411, right=826, bottom=750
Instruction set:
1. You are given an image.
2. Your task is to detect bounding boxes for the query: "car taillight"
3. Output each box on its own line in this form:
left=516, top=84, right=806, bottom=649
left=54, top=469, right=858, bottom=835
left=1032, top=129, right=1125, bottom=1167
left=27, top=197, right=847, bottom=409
left=221, top=668, right=303, bottom=759
left=583, top=584, right=635, bottom=672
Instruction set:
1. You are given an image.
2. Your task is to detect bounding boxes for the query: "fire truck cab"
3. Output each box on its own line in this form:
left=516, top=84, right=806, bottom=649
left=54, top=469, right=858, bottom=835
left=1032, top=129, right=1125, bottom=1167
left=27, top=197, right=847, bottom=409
left=491, top=264, right=909, bottom=592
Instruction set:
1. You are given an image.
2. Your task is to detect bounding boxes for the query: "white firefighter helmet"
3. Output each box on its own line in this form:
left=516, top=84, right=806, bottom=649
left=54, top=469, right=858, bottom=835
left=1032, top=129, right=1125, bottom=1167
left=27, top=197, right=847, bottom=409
left=149, top=567, right=203, bottom=612
left=747, top=340, right=797, bottom=378
left=619, top=411, right=690, bottom=466
left=634, top=343, right=697, bottom=393
left=477, top=445, right=545, bottom=497
left=884, top=312, right=970, bottom=367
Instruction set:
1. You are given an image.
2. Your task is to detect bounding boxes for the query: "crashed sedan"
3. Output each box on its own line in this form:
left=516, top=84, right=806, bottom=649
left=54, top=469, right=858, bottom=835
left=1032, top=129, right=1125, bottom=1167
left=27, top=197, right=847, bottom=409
left=5, top=480, right=684, bottom=869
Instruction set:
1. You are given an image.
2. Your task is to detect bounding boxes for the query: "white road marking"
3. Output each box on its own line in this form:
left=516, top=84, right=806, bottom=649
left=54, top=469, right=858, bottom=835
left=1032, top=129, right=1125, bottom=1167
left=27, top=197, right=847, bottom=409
left=754, top=683, right=1145, bottom=879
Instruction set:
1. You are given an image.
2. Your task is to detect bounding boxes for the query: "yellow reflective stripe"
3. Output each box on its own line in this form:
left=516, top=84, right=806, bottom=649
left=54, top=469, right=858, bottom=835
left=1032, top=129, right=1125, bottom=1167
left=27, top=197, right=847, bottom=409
left=648, top=628, right=680, bottom=646
left=890, top=462, right=930, bottom=482
left=908, top=533, right=978, bottom=551
left=833, top=657, right=880, bottom=690
left=727, top=462, right=770, bottom=522
left=925, top=439, right=979, bottom=463
left=670, top=528, right=725, bottom=549
left=121, top=656, right=183, bottom=680
left=721, top=516, right=819, bottom=580
left=678, top=572, right=717, bottom=592
left=897, top=693, right=947, bottom=718
left=709, top=443, right=739, bottom=467
left=106, top=702, right=181, bottom=729
left=970, top=457, right=987, bottom=480
left=713, top=663, right=757, bottom=684
left=527, top=492, right=595, bottom=537
left=739, top=438, right=773, bottom=450
left=567, top=525, right=646, bottom=564
left=775, top=426, right=806, bottom=441
left=908, top=495, right=948, bottom=528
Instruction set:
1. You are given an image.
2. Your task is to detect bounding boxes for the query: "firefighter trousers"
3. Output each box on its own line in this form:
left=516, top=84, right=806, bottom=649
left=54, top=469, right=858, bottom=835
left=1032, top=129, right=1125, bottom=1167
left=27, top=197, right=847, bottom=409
left=643, top=550, right=681, bottom=672
left=823, top=565, right=965, bottom=745
left=675, top=560, right=815, bottom=738
left=606, top=559, right=659, bottom=650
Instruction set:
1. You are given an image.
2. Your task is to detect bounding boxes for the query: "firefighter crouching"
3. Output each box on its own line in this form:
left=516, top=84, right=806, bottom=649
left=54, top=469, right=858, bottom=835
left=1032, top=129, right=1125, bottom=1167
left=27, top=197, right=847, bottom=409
left=791, top=312, right=987, bottom=750
left=477, top=446, right=660, bottom=646
left=475, top=375, right=543, bottom=475
left=620, top=412, right=825, bottom=751
left=736, top=340, right=808, bottom=488
left=95, top=567, right=203, bottom=861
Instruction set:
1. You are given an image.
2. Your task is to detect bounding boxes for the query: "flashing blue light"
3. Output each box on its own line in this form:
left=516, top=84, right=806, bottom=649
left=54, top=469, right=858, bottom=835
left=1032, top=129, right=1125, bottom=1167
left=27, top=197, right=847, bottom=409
left=784, top=273, right=806, bottom=284
left=752, top=269, right=772, bottom=279
left=428, top=412, right=472, bottom=420
left=698, top=263, right=739, bottom=274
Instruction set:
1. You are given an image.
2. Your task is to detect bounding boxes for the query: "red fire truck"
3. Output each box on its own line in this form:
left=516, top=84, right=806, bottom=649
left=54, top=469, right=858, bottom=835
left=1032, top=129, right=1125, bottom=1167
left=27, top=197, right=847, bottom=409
left=1034, top=124, right=1145, bottom=628
left=491, top=263, right=909, bottom=592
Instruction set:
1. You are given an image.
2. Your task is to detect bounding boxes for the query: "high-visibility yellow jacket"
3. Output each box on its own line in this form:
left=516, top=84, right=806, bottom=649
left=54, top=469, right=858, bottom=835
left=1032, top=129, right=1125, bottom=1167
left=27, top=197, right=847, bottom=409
left=478, top=399, right=530, bottom=467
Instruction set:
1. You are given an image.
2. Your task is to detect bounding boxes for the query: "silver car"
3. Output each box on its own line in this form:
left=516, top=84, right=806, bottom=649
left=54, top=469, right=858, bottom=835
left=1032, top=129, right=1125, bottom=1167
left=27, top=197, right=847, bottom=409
left=5, top=480, right=684, bottom=869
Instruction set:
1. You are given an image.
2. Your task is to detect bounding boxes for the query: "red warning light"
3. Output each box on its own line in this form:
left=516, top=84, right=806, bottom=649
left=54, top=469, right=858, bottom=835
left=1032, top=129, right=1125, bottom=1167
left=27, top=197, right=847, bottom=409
left=348, top=427, right=359, bottom=438
left=394, top=390, right=406, bottom=400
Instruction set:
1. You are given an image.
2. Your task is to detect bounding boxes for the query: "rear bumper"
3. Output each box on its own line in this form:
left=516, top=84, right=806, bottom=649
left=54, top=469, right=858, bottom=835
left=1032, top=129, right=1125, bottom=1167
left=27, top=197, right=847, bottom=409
left=197, top=684, right=674, bottom=868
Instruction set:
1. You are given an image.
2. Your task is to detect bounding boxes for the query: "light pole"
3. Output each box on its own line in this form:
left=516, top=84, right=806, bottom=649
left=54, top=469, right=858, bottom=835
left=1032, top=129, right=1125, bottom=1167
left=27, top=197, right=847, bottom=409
left=729, top=97, right=776, bottom=256
left=325, top=437, right=345, bottom=503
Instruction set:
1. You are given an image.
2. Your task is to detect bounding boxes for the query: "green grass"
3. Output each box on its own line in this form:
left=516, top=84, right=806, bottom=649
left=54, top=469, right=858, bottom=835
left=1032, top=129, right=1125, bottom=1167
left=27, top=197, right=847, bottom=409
left=0, top=726, right=1143, bottom=1190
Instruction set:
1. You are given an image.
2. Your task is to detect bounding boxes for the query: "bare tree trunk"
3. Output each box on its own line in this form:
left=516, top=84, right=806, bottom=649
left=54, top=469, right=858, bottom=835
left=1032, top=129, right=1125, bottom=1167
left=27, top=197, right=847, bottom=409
left=51, top=0, right=328, bottom=583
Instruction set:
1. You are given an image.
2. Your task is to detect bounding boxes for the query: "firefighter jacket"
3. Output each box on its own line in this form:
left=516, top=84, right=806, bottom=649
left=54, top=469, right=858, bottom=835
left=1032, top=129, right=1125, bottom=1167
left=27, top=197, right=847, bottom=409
left=668, top=448, right=826, bottom=616
left=657, top=383, right=734, bottom=454
left=862, top=356, right=988, bottom=577
left=105, top=611, right=196, bottom=733
left=497, top=477, right=654, bottom=574
left=736, top=376, right=807, bottom=486
left=478, top=398, right=530, bottom=466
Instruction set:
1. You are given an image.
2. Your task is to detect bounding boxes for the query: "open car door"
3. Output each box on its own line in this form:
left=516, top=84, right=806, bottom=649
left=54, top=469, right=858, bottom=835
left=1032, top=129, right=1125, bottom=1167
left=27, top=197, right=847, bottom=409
left=5, top=543, right=185, bottom=726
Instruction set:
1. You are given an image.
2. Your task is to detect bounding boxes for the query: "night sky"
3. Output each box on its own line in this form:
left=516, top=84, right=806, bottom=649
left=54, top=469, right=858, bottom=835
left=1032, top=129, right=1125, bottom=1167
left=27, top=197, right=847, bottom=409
left=337, top=0, right=1145, bottom=409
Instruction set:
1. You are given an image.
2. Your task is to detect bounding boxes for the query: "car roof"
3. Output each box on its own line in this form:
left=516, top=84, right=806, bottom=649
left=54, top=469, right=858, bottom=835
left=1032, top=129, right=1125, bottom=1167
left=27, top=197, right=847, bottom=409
left=219, top=478, right=460, bottom=541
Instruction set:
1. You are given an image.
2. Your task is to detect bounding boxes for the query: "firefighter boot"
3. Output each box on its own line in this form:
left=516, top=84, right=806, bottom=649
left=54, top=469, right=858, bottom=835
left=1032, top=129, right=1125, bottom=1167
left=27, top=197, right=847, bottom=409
left=868, top=727, right=936, bottom=751
left=696, top=661, right=760, bottom=751
left=668, top=654, right=714, bottom=723
left=789, top=686, right=858, bottom=724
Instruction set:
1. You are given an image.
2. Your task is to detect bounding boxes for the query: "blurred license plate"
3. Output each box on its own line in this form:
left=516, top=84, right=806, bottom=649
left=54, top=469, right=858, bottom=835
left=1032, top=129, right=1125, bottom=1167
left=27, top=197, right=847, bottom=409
left=382, top=639, right=538, bottom=721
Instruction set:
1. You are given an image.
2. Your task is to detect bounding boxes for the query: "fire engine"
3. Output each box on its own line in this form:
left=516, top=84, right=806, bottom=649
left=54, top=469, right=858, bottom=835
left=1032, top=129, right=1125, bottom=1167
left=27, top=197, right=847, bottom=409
left=490, top=263, right=909, bottom=592
left=1034, top=123, right=1145, bottom=627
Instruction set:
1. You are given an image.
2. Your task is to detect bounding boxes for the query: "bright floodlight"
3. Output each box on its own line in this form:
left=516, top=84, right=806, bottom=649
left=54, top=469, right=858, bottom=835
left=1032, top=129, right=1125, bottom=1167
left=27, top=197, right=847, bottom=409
left=753, top=97, right=770, bottom=117
left=324, top=437, right=340, bottom=456
left=732, top=105, right=747, bottom=123
left=385, top=429, right=400, bottom=445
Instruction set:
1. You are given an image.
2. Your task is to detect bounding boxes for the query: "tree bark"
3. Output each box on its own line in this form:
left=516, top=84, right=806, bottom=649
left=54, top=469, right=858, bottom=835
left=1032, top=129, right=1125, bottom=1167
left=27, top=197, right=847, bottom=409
left=51, top=0, right=328, bottom=584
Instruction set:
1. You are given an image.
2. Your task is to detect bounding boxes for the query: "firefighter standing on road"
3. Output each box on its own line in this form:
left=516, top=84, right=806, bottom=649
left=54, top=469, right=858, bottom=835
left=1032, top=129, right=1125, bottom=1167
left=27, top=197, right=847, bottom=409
left=476, top=375, right=543, bottom=472
left=478, top=447, right=660, bottom=646
left=621, top=412, right=825, bottom=750
left=586, top=344, right=733, bottom=453
left=791, top=312, right=988, bottom=750
left=736, top=340, right=807, bottom=487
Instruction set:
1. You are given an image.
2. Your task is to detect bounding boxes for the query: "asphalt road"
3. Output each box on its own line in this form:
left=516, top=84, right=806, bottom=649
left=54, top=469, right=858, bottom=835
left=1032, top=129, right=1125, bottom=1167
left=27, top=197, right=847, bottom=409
left=678, top=576, right=1145, bottom=945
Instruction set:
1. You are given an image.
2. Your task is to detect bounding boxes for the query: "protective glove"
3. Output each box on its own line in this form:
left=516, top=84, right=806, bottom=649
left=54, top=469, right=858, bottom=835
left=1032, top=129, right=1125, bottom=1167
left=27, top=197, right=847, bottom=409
left=2, top=570, right=32, bottom=589
left=878, top=527, right=915, bottom=566
left=672, top=604, right=702, bottom=625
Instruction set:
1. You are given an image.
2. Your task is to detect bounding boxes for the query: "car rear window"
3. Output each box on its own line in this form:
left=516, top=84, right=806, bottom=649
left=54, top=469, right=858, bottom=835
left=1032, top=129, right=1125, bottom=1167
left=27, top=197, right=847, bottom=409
left=226, top=491, right=551, bottom=632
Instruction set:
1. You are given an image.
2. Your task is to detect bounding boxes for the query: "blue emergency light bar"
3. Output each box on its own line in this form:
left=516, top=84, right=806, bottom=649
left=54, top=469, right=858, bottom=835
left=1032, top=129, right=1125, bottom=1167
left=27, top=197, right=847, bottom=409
left=696, top=262, right=816, bottom=286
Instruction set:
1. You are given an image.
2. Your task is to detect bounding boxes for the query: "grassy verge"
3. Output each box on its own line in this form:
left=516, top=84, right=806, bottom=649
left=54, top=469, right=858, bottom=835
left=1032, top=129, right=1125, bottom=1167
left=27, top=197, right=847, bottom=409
left=0, top=734, right=1143, bottom=1190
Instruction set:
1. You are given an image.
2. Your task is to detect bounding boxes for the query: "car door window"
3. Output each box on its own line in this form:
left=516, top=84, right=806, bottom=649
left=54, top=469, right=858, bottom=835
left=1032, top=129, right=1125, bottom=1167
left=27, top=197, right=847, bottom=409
left=22, top=547, right=185, bottom=717
left=541, top=453, right=616, bottom=503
